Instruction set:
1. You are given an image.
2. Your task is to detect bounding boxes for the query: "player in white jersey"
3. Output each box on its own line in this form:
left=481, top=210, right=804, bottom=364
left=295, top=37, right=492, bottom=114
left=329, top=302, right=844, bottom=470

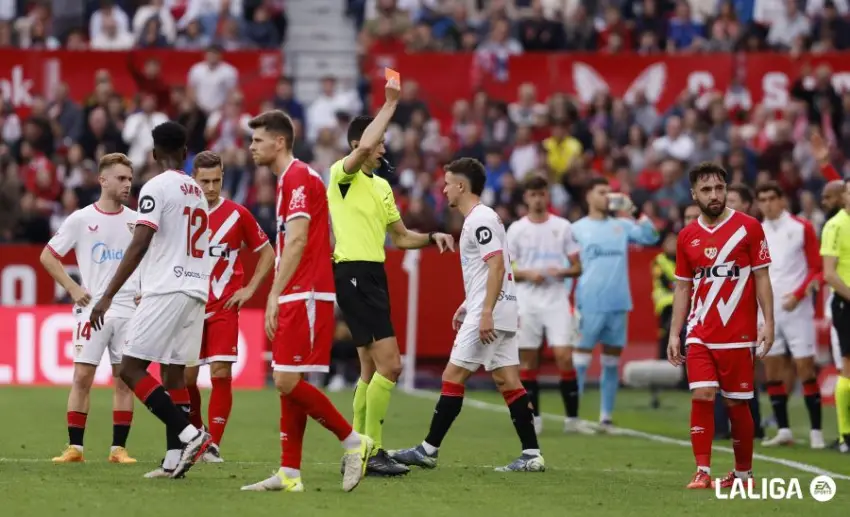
left=506, top=174, right=586, bottom=436
left=42, top=153, right=140, bottom=465
left=390, top=158, right=544, bottom=473
left=755, top=182, right=825, bottom=449
left=90, top=122, right=212, bottom=479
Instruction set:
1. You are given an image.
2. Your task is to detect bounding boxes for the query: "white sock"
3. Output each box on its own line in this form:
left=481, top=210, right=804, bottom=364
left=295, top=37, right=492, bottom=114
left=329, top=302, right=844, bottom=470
left=421, top=441, right=438, bottom=455
left=71, top=445, right=83, bottom=452
left=600, top=413, right=612, bottom=422
left=735, top=470, right=752, bottom=480
left=110, top=445, right=120, bottom=453
left=697, top=466, right=710, bottom=475
left=280, top=467, right=301, bottom=479
left=522, top=448, right=541, bottom=457
left=342, top=431, right=361, bottom=450
left=178, top=425, right=199, bottom=443
left=163, top=449, right=181, bottom=470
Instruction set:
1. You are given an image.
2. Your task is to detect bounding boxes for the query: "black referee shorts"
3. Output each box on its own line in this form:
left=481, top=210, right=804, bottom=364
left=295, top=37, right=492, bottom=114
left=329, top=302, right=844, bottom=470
left=334, top=261, right=395, bottom=347
left=832, top=294, right=850, bottom=358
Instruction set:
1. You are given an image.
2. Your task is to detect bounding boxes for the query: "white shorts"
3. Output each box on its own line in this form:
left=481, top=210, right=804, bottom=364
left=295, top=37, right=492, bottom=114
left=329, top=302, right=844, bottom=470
left=125, top=292, right=205, bottom=365
left=517, top=305, right=576, bottom=350
left=449, top=325, right=519, bottom=372
left=762, top=303, right=816, bottom=359
left=73, top=307, right=129, bottom=366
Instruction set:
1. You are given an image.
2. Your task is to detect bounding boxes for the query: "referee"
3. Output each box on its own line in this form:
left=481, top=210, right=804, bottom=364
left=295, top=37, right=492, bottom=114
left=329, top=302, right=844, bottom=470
left=821, top=179, right=850, bottom=453
left=328, top=77, right=454, bottom=476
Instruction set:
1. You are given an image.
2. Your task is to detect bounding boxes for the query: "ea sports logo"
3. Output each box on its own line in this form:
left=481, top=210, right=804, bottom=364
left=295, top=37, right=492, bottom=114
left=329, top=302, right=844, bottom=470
left=810, top=476, right=836, bottom=502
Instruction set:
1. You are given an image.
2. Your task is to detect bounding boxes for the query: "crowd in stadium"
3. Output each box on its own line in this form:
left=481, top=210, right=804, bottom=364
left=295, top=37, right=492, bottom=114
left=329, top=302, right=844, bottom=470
left=0, top=0, right=848, bottom=246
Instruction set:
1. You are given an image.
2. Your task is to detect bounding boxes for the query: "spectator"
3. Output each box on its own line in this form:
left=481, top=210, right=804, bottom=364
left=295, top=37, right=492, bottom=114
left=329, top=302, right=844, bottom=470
left=47, top=83, right=84, bottom=145
left=667, top=1, right=705, bottom=51
left=123, top=93, right=169, bottom=168
left=244, top=5, right=281, bottom=48
left=272, top=77, right=305, bottom=128
left=653, top=116, right=695, bottom=162
left=205, top=91, right=252, bottom=153
left=89, top=0, right=131, bottom=41
left=306, top=76, right=353, bottom=143
left=133, top=0, right=177, bottom=43
left=477, top=16, right=523, bottom=58
left=90, top=13, right=136, bottom=49
left=174, top=18, right=211, bottom=49
left=187, top=45, right=239, bottom=114
left=509, top=83, right=548, bottom=127
left=767, top=0, right=811, bottom=50
left=178, top=0, right=243, bottom=38
left=517, top=0, right=565, bottom=51
left=137, top=16, right=171, bottom=48
left=542, top=120, right=582, bottom=181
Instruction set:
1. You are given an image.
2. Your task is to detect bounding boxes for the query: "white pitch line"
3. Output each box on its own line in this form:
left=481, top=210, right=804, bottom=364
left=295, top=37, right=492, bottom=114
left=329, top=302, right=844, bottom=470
left=0, top=457, right=665, bottom=475
left=407, top=389, right=850, bottom=482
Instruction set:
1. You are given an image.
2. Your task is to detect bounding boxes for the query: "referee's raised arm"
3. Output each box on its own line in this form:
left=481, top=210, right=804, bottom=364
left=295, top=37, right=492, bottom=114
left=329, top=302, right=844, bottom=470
left=326, top=74, right=455, bottom=476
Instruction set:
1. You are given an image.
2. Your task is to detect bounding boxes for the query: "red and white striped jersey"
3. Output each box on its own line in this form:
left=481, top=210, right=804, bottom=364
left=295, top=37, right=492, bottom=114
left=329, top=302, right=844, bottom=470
left=206, top=198, right=269, bottom=314
left=761, top=210, right=822, bottom=304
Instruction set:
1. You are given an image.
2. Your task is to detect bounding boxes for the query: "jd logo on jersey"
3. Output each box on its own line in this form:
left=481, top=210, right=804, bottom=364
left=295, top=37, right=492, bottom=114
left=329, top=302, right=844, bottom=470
left=91, top=242, right=124, bottom=264
left=475, top=227, right=492, bottom=245
left=139, top=196, right=155, bottom=214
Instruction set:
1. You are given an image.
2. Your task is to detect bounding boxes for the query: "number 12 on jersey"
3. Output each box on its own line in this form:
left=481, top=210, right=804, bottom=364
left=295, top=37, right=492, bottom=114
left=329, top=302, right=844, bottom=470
left=183, top=207, right=209, bottom=258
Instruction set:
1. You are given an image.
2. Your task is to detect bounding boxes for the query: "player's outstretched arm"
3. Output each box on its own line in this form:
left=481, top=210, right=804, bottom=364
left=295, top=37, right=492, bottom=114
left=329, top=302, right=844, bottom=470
left=622, top=216, right=660, bottom=246
left=479, top=253, right=505, bottom=345
left=90, top=225, right=154, bottom=330
left=39, top=247, right=90, bottom=306
left=387, top=219, right=454, bottom=252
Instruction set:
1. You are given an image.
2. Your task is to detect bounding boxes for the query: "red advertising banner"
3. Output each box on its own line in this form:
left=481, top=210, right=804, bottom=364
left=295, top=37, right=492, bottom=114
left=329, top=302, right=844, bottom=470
left=0, top=306, right=267, bottom=387
left=0, top=245, right=831, bottom=361
left=367, top=52, right=850, bottom=125
left=0, top=49, right=282, bottom=116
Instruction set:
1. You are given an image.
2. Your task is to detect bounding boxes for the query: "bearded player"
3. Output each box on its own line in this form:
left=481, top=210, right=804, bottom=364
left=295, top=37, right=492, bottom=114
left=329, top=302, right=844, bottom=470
left=184, top=151, right=275, bottom=462
left=43, top=153, right=139, bottom=464
left=241, top=110, right=372, bottom=493
left=668, top=162, right=774, bottom=489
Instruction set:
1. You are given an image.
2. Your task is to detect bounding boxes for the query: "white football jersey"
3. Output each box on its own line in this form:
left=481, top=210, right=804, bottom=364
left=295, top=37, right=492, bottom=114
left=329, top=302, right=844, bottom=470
left=46, top=204, right=140, bottom=318
left=135, top=170, right=210, bottom=302
left=506, top=215, right=579, bottom=311
left=458, top=204, right=518, bottom=331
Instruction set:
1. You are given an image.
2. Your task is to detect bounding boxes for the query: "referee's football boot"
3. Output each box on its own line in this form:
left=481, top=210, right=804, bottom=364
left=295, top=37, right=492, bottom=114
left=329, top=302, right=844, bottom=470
left=366, top=448, right=410, bottom=476
left=387, top=444, right=438, bottom=469
left=494, top=453, right=546, bottom=472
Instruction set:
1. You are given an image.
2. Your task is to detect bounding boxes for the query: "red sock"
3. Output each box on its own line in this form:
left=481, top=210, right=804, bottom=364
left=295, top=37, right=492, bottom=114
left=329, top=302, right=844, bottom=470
left=208, top=377, right=233, bottom=446
left=287, top=379, right=353, bottom=441
left=187, top=383, right=203, bottom=429
left=728, top=402, right=754, bottom=472
left=280, top=394, right=308, bottom=469
left=67, top=411, right=87, bottom=446
left=501, top=388, right=526, bottom=405
left=690, top=399, right=714, bottom=469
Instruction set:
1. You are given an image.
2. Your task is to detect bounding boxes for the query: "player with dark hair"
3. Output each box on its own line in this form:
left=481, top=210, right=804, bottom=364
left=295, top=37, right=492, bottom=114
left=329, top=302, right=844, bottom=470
left=755, top=182, right=824, bottom=449
left=506, top=174, right=586, bottom=434
left=669, top=162, right=774, bottom=489
left=725, top=183, right=754, bottom=214
left=89, top=121, right=213, bottom=479
left=240, top=110, right=372, bottom=492
left=327, top=76, right=454, bottom=475
left=184, top=150, right=275, bottom=461
left=570, top=176, right=658, bottom=430
left=390, top=157, right=544, bottom=472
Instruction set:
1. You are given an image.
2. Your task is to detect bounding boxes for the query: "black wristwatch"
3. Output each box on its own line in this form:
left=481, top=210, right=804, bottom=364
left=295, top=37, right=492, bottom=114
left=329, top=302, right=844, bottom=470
left=428, top=232, right=436, bottom=244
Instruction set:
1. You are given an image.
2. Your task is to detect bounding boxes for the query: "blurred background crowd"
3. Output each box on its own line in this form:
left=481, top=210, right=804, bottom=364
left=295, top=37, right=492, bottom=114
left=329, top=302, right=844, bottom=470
left=0, top=0, right=848, bottom=249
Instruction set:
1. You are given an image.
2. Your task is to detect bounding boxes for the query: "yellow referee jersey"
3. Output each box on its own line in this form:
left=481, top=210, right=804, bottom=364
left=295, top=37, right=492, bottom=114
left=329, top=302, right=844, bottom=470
left=821, top=209, right=850, bottom=287
left=327, top=158, right=401, bottom=263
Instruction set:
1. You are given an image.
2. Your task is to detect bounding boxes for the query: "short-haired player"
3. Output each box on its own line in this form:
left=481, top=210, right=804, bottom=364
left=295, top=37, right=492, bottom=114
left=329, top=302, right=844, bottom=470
left=240, top=110, right=372, bottom=493
left=184, top=150, right=275, bottom=462
left=43, top=153, right=139, bottom=464
left=390, top=158, right=544, bottom=472
left=90, top=122, right=213, bottom=479
left=506, top=174, right=587, bottom=435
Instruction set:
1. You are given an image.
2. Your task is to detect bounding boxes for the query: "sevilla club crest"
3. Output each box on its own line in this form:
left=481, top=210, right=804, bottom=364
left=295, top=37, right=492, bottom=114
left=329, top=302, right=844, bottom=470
left=126, top=222, right=135, bottom=234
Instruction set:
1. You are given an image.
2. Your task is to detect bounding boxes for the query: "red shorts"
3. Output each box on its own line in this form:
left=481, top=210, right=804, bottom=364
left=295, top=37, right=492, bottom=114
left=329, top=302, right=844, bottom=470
left=199, top=308, right=239, bottom=364
left=271, top=299, right=334, bottom=373
left=686, top=344, right=755, bottom=400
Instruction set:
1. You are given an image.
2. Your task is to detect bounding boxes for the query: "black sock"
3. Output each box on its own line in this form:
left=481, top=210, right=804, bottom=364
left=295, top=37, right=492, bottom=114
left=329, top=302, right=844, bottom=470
left=559, top=372, right=579, bottom=418
left=68, top=411, right=86, bottom=447
left=138, top=385, right=191, bottom=440
left=506, top=391, right=539, bottom=452
left=112, top=425, right=130, bottom=448
left=767, top=381, right=790, bottom=429
left=424, top=393, right=464, bottom=449
left=521, top=379, right=540, bottom=417
left=803, top=379, right=822, bottom=431
left=166, top=403, right=191, bottom=449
